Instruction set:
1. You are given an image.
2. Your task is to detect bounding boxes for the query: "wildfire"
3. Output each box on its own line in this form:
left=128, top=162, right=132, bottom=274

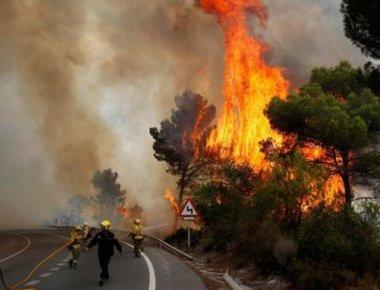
left=164, top=189, right=180, bottom=213
left=201, top=0, right=289, bottom=172
left=117, top=207, right=132, bottom=218
left=302, top=144, right=345, bottom=206
left=200, top=0, right=344, bottom=205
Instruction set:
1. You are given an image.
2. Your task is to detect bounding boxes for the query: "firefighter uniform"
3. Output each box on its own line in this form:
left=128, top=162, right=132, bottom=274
left=131, top=219, right=144, bottom=257
left=87, top=220, right=122, bottom=286
left=69, top=226, right=82, bottom=268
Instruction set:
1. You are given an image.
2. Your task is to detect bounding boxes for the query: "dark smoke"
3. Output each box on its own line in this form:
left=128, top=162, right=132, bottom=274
left=0, top=0, right=117, bottom=194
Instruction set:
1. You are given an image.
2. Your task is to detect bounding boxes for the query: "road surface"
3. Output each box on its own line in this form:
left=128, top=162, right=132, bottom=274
left=0, top=229, right=207, bottom=290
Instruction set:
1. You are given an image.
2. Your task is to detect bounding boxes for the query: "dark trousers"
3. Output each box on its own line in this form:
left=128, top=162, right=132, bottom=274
left=133, top=238, right=143, bottom=256
left=98, top=255, right=111, bottom=280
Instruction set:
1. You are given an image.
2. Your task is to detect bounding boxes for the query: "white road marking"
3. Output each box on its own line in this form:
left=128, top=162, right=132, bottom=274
left=121, top=241, right=156, bottom=290
left=49, top=267, right=60, bottom=271
left=25, top=280, right=40, bottom=286
left=57, top=263, right=65, bottom=266
left=0, top=233, right=31, bottom=263
left=40, top=273, right=52, bottom=278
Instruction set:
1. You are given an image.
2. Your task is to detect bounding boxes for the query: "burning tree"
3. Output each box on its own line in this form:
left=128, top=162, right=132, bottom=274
left=150, top=91, right=215, bottom=220
left=266, top=62, right=380, bottom=208
left=91, top=168, right=127, bottom=221
left=201, top=0, right=290, bottom=172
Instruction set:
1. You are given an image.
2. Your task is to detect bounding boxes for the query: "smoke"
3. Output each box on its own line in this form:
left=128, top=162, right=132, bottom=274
left=0, top=1, right=117, bottom=195
left=0, top=0, right=370, bottom=229
left=258, top=0, right=368, bottom=87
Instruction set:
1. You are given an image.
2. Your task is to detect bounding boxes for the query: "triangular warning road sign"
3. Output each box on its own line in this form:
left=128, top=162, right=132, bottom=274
left=179, top=199, right=198, bottom=217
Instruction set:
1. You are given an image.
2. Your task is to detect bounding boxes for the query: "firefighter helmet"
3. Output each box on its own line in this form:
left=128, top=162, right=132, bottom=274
left=100, top=219, right=111, bottom=229
left=134, top=218, right=141, bottom=225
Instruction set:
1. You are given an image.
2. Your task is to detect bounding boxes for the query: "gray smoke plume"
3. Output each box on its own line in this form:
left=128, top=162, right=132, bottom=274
left=259, top=0, right=368, bottom=86
left=0, top=0, right=370, bottom=229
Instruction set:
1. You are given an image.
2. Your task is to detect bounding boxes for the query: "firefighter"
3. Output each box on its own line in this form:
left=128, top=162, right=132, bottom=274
left=68, top=225, right=82, bottom=269
left=86, top=220, right=122, bottom=286
left=131, top=218, right=144, bottom=257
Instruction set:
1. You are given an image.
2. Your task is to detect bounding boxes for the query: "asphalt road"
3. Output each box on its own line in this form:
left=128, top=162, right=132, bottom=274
left=0, top=229, right=207, bottom=290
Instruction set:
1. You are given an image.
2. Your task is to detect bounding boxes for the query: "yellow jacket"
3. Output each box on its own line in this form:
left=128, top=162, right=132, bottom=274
left=132, top=224, right=144, bottom=240
left=70, top=231, right=82, bottom=244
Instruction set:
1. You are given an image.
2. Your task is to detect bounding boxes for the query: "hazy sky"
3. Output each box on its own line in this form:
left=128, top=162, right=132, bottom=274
left=0, top=0, right=368, bottom=229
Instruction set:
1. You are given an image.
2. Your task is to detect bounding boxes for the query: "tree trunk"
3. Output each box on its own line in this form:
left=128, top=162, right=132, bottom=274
left=341, top=151, right=352, bottom=209
left=172, top=178, right=186, bottom=232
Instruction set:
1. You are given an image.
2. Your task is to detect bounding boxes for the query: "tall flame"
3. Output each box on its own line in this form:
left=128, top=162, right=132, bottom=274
left=164, top=189, right=180, bottom=213
left=200, top=0, right=344, bottom=205
left=201, top=0, right=290, bottom=172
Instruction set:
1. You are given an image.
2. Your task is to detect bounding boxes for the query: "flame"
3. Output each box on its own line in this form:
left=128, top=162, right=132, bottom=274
left=164, top=189, right=180, bottom=213
left=302, top=144, right=344, bottom=206
left=201, top=0, right=289, bottom=172
left=200, top=0, right=344, bottom=206
left=117, top=207, right=132, bottom=218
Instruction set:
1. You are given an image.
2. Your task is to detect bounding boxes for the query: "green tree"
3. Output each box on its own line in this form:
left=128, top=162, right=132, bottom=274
left=266, top=62, right=380, bottom=208
left=253, top=151, right=328, bottom=231
left=193, top=162, right=257, bottom=251
left=150, top=91, right=215, bottom=212
left=91, top=168, right=126, bottom=221
left=341, top=0, right=380, bottom=59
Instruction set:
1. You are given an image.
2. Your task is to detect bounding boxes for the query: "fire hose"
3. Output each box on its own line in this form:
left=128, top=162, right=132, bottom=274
left=11, top=240, right=72, bottom=289
left=0, top=266, right=11, bottom=290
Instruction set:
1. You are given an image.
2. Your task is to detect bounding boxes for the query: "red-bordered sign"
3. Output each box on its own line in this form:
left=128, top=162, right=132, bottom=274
left=179, top=199, right=198, bottom=218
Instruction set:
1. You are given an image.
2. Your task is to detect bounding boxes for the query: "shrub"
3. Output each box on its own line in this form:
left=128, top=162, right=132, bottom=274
left=273, top=238, right=298, bottom=267
left=249, top=219, right=282, bottom=270
left=357, top=273, right=380, bottom=290
left=287, top=261, right=352, bottom=290
left=296, top=203, right=380, bottom=276
left=165, top=228, right=201, bottom=248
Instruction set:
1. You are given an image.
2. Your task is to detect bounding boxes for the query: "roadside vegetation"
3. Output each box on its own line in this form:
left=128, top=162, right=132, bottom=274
left=158, top=62, right=380, bottom=289
left=154, top=2, right=380, bottom=288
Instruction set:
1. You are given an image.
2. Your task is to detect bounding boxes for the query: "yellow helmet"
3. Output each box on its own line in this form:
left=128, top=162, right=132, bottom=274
left=134, top=218, right=141, bottom=225
left=74, top=225, right=81, bottom=231
left=101, top=219, right=111, bottom=229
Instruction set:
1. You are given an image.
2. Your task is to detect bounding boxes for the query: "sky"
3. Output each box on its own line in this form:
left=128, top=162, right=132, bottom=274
left=0, top=0, right=368, bottom=229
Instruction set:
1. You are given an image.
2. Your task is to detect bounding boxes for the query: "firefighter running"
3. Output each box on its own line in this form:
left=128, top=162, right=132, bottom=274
left=86, top=220, right=123, bottom=286
left=131, top=218, right=144, bottom=257
left=68, top=226, right=82, bottom=269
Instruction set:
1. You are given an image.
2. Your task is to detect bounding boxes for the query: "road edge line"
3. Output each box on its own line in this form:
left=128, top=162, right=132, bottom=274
left=0, top=233, right=31, bottom=263
left=120, top=241, right=156, bottom=290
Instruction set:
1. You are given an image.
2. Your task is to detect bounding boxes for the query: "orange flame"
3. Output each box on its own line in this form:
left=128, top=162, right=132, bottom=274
left=164, top=189, right=180, bottom=213
left=302, top=144, right=344, bottom=206
left=117, top=207, right=132, bottom=218
left=202, top=0, right=289, bottom=172
left=200, top=0, right=343, bottom=206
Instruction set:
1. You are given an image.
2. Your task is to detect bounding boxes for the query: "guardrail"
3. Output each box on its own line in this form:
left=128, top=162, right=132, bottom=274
left=145, top=234, right=194, bottom=260
left=223, top=269, right=244, bottom=290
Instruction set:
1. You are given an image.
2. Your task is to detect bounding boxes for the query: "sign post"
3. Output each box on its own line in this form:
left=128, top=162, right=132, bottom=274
left=179, top=199, right=198, bottom=248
